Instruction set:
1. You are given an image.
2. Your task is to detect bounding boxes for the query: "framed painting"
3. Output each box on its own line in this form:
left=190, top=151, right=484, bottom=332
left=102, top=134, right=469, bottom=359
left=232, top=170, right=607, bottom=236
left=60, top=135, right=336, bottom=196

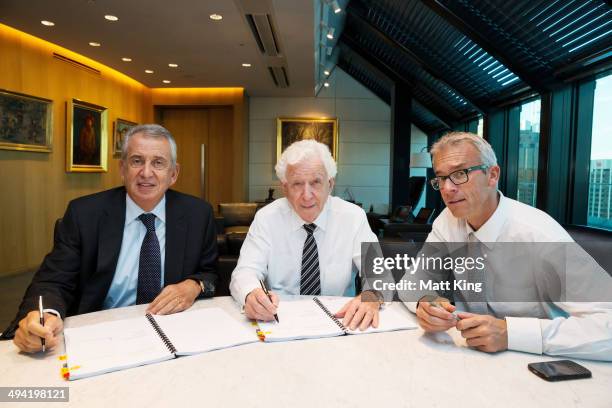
left=112, top=118, right=137, bottom=157
left=276, top=117, right=338, bottom=160
left=0, top=89, right=53, bottom=152
left=66, top=99, right=108, bottom=172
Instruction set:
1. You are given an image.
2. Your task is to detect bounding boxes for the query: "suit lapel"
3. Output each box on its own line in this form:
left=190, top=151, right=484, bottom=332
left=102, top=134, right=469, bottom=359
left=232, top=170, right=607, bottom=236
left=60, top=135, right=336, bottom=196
left=164, top=190, right=186, bottom=285
left=95, top=188, right=126, bottom=296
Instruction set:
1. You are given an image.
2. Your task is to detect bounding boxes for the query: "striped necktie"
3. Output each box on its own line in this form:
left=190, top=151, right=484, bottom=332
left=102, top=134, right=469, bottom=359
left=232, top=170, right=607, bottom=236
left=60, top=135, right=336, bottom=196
left=136, top=213, right=162, bottom=304
left=300, top=223, right=321, bottom=295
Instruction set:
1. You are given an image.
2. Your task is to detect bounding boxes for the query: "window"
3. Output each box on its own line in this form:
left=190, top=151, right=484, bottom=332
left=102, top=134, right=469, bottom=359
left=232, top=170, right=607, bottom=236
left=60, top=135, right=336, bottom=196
left=477, top=117, right=484, bottom=138
left=587, top=73, right=612, bottom=230
left=517, top=99, right=540, bottom=207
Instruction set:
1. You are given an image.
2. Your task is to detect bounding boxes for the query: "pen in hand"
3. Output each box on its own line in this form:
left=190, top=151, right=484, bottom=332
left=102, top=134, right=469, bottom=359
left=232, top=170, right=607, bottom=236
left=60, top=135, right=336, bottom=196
left=38, top=296, right=46, bottom=352
left=259, top=279, right=279, bottom=323
left=430, top=301, right=461, bottom=321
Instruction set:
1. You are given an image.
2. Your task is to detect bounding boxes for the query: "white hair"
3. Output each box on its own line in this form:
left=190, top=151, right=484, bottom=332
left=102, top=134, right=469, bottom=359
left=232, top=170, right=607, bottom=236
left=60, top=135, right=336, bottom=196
left=275, top=139, right=337, bottom=182
left=121, top=124, right=177, bottom=167
left=430, top=131, right=498, bottom=168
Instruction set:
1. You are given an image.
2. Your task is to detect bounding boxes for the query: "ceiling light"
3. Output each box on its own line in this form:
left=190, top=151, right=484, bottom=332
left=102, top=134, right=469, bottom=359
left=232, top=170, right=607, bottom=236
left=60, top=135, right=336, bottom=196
left=41, top=20, right=55, bottom=26
left=89, top=42, right=101, bottom=47
left=323, top=69, right=330, bottom=76
left=209, top=14, right=223, bottom=21
left=162, top=80, right=171, bottom=84
left=104, top=15, right=118, bottom=21
left=168, top=63, right=178, bottom=68
left=323, top=82, right=330, bottom=87
left=326, top=27, right=335, bottom=40
left=242, top=63, right=252, bottom=67
left=145, top=69, right=154, bottom=74
left=121, top=57, right=132, bottom=62
left=332, top=1, right=341, bottom=13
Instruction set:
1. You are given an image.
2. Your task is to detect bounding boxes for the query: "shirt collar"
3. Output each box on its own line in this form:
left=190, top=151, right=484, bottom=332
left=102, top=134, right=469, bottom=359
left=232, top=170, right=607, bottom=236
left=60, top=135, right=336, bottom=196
left=125, top=194, right=166, bottom=225
left=465, top=191, right=507, bottom=247
left=288, top=196, right=331, bottom=233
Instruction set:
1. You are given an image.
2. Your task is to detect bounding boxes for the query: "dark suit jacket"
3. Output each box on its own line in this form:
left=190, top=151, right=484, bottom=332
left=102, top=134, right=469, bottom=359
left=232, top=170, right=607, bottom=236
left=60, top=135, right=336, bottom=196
left=1, top=187, right=218, bottom=339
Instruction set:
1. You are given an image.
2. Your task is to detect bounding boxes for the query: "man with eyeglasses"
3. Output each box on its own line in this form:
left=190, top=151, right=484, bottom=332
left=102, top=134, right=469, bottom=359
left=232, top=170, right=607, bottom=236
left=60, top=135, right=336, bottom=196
left=4, top=124, right=218, bottom=353
left=405, top=131, right=612, bottom=361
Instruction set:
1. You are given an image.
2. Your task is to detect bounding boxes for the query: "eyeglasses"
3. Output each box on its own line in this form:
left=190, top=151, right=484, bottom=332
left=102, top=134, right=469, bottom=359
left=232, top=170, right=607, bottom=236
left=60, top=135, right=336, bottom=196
left=430, top=164, right=489, bottom=191
left=127, top=156, right=170, bottom=171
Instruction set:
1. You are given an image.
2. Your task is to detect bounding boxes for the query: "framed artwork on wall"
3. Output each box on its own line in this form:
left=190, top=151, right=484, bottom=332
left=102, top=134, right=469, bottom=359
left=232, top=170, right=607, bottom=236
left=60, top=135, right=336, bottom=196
left=0, top=89, right=53, bottom=153
left=66, top=99, right=108, bottom=172
left=112, top=118, right=137, bottom=157
left=276, top=117, right=338, bottom=160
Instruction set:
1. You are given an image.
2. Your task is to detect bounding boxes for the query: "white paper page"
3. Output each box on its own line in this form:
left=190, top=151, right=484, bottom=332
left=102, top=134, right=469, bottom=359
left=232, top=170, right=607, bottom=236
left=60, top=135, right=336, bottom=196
left=257, top=298, right=343, bottom=341
left=152, top=307, right=258, bottom=355
left=64, top=316, right=173, bottom=380
left=318, top=297, right=418, bottom=335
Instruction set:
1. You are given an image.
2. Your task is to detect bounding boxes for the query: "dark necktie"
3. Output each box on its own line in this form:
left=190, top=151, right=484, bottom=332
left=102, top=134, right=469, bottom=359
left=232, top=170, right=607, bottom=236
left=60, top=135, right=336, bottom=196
left=136, top=213, right=162, bottom=304
left=300, top=223, right=321, bottom=295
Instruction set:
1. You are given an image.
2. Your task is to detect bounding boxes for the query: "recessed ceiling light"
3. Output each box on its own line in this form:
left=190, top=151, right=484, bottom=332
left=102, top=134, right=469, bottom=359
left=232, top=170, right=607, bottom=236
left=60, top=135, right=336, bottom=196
left=326, top=28, right=335, bottom=40
left=209, top=14, right=223, bottom=21
left=104, top=15, right=119, bottom=21
left=89, top=42, right=101, bottom=47
left=145, top=69, right=154, bottom=74
left=323, top=82, right=330, bottom=87
left=242, top=63, right=252, bottom=67
left=332, top=1, right=342, bottom=13
left=168, top=63, right=178, bottom=68
left=323, top=69, right=330, bottom=76
left=41, top=20, right=55, bottom=26
left=163, top=80, right=171, bottom=84
left=121, top=57, right=132, bottom=62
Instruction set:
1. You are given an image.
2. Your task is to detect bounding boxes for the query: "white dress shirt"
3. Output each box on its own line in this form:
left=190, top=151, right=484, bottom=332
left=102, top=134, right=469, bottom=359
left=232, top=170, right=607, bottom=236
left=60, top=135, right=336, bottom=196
left=406, top=191, right=612, bottom=361
left=230, top=196, right=378, bottom=305
left=103, top=195, right=166, bottom=308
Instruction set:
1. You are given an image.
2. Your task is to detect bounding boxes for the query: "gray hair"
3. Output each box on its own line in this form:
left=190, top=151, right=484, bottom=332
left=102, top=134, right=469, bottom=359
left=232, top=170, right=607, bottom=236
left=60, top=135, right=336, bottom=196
left=121, top=124, right=177, bottom=167
left=430, top=131, right=498, bottom=168
left=275, top=139, right=337, bottom=182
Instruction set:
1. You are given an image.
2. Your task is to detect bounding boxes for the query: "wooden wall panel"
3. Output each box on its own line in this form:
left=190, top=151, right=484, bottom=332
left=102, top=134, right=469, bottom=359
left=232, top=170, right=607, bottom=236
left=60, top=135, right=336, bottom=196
left=0, top=24, right=247, bottom=277
left=0, top=25, right=152, bottom=277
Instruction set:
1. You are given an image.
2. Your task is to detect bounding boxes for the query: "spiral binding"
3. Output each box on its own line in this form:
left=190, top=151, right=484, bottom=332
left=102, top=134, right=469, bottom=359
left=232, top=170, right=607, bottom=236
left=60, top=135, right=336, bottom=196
left=313, top=297, right=348, bottom=334
left=146, top=313, right=177, bottom=354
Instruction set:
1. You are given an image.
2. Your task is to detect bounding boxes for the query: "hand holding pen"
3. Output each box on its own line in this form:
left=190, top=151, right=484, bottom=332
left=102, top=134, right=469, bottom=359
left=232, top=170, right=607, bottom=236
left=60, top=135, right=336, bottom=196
left=415, top=297, right=458, bottom=333
left=260, top=280, right=280, bottom=323
left=12, top=297, right=64, bottom=353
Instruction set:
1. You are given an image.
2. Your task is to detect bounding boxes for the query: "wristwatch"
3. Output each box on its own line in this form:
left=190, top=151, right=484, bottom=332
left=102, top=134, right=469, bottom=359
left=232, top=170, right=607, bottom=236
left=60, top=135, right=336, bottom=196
left=190, top=278, right=209, bottom=297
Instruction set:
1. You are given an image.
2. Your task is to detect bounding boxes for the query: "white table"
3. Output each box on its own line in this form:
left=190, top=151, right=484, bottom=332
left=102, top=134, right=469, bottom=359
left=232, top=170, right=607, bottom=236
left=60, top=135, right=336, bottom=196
left=1, top=296, right=610, bottom=408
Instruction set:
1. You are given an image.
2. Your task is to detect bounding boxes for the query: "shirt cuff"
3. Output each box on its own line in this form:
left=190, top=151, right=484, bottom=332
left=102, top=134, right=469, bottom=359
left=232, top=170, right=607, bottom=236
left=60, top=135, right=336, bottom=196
left=404, top=302, right=418, bottom=313
left=43, top=308, right=61, bottom=318
left=506, top=316, right=543, bottom=355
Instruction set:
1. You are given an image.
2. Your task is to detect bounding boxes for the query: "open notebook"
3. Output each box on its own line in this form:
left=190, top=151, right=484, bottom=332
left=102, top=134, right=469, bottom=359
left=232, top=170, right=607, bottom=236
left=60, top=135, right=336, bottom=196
left=256, top=297, right=417, bottom=342
left=63, top=307, right=256, bottom=380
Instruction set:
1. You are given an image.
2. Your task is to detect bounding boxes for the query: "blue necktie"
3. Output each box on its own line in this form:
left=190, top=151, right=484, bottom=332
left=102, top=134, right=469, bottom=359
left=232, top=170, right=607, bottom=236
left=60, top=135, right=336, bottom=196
left=300, top=223, right=321, bottom=295
left=136, top=213, right=162, bottom=304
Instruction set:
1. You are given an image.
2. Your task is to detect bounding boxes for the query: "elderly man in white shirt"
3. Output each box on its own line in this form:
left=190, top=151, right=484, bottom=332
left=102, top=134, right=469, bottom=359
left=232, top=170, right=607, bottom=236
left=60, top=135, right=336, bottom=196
left=407, top=131, right=612, bottom=361
left=230, top=139, right=384, bottom=330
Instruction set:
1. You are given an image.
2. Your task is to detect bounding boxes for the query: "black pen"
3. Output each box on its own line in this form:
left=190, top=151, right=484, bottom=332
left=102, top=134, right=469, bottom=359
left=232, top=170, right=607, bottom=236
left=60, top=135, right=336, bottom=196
left=38, top=295, right=46, bottom=352
left=259, top=279, right=279, bottom=323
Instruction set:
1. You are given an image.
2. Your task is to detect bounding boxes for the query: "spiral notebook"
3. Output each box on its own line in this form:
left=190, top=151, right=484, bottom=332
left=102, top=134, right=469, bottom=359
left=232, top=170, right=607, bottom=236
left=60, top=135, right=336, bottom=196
left=63, top=307, right=257, bottom=380
left=256, top=297, right=417, bottom=342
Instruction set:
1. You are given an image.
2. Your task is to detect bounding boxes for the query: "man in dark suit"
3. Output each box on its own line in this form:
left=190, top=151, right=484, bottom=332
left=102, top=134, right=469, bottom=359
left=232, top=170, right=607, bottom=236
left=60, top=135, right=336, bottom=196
left=3, top=124, right=218, bottom=353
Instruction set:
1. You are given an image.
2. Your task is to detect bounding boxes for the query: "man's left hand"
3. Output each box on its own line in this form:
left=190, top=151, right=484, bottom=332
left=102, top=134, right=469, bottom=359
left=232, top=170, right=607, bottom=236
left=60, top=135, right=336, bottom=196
left=456, top=312, right=508, bottom=353
left=334, top=291, right=381, bottom=331
left=147, top=279, right=201, bottom=315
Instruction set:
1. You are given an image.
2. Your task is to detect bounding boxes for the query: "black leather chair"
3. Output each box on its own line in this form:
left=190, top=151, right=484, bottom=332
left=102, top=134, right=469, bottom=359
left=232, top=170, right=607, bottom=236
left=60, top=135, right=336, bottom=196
left=215, top=203, right=258, bottom=296
left=564, top=224, right=612, bottom=276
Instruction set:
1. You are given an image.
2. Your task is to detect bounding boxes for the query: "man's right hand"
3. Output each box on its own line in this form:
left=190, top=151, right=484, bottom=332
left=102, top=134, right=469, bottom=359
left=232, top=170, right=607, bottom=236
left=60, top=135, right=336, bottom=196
left=416, top=297, right=457, bottom=332
left=13, top=311, right=63, bottom=353
left=244, top=288, right=279, bottom=321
